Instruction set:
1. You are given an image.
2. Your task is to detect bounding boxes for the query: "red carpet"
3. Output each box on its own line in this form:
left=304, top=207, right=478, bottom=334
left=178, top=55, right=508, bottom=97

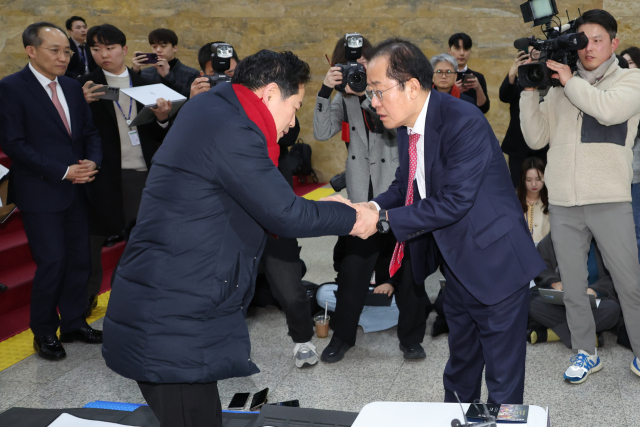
left=292, top=179, right=326, bottom=197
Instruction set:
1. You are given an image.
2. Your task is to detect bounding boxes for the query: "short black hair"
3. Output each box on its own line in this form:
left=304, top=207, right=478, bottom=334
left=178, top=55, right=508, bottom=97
left=86, top=24, right=126, bottom=48
left=369, top=38, right=433, bottom=90
left=22, top=22, right=67, bottom=48
left=575, top=9, right=617, bottom=41
left=197, top=41, right=240, bottom=72
left=148, top=28, right=178, bottom=46
left=231, top=50, right=311, bottom=99
left=448, top=33, right=473, bottom=50
left=65, top=16, right=86, bottom=31
left=621, top=46, right=640, bottom=68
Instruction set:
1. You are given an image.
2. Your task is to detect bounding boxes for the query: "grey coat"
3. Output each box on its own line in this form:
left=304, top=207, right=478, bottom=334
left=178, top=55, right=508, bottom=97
left=313, top=92, right=398, bottom=203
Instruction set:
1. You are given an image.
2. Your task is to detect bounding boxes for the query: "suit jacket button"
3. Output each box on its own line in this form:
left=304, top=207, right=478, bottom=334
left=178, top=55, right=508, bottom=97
left=352, top=156, right=356, bottom=160
left=381, top=159, right=385, bottom=163
left=352, top=126, right=356, bottom=131
left=407, top=235, right=411, bottom=239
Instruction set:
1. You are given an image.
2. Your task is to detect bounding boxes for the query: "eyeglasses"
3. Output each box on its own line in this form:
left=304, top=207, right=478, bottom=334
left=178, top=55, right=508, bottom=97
left=365, top=82, right=401, bottom=102
left=39, top=47, right=74, bottom=58
left=435, top=70, right=456, bottom=76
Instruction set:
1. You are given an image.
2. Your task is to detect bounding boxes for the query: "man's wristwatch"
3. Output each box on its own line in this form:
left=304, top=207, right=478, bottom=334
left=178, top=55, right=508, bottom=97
left=377, top=209, right=390, bottom=234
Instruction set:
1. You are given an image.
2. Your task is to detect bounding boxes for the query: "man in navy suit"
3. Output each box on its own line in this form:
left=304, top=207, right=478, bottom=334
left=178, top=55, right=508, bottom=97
left=0, top=22, right=103, bottom=360
left=337, top=39, right=546, bottom=404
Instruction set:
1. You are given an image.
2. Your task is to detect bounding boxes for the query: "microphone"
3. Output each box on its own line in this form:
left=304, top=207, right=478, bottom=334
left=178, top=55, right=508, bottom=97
left=513, top=37, right=532, bottom=51
left=552, top=23, right=572, bottom=33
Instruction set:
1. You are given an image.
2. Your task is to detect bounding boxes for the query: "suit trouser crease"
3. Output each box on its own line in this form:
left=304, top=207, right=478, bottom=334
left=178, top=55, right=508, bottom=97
left=549, top=203, right=640, bottom=356
left=261, top=235, right=313, bottom=343
left=21, top=188, right=91, bottom=336
left=442, top=263, right=529, bottom=405
left=138, top=381, right=222, bottom=427
left=88, top=170, right=148, bottom=296
left=529, top=292, right=621, bottom=348
left=333, top=236, right=430, bottom=347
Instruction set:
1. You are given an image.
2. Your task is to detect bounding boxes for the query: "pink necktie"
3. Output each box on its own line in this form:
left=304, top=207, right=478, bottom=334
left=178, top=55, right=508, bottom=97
left=48, top=82, right=71, bottom=136
left=389, top=131, right=420, bottom=277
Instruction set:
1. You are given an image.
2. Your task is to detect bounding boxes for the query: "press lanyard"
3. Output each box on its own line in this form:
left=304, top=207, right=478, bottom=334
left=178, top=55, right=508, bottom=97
left=114, top=76, right=133, bottom=127
left=78, top=45, right=87, bottom=66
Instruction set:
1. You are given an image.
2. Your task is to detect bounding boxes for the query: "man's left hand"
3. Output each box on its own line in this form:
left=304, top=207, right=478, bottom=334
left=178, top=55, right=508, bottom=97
left=151, top=98, right=172, bottom=122
left=462, top=76, right=483, bottom=94
left=546, top=60, right=573, bottom=86
left=154, top=57, right=170, bottom=78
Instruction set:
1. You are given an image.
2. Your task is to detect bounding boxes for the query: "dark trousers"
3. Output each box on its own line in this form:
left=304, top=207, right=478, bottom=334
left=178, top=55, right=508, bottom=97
left=137, top=381, right=222, bottom=427
left=261, top=235, right=313, bottom=343
left=87, top=169, right=148, bottom=296
left=529, top=290, right=621, bottom=348
left=333, top=236, right=430, bottom=347
left=442, top=263, right=529, bottom=405
left=21, top=188, right=91, bottom=336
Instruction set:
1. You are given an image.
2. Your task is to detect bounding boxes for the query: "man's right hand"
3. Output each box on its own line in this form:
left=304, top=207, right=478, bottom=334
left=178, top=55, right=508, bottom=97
left=190, top=76, right=211, bottom=98
left=82, top=81, right=105, bottom=103
left=66, top=162, right=98, bottom=184
left=323, top=66, right=343, bottom=88
left=551, top=282, right=563, bottom=291
left=132, top=51, right=147, bottom=73
left=350, top=204, right=378, bottom=239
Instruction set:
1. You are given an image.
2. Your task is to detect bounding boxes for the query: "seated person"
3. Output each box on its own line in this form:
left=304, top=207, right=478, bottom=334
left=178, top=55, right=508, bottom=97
left=516, top=157, right=550, bottom=244
left=316, top=276, right=400, bottom=334
left=430, top=53, right=474, bottom=104
left=528, top=233, right=621, bottom=347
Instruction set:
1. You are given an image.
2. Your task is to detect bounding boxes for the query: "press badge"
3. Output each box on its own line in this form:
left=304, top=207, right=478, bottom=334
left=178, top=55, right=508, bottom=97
left=128, top=130, right=141, bottom=146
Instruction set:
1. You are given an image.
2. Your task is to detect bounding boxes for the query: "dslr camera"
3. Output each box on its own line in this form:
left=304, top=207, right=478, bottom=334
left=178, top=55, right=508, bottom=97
left=514, top=0, right=588, bottom=89
left=205, top=42, right=234, bottom=87
left=335, top=33, right=367, bottom=94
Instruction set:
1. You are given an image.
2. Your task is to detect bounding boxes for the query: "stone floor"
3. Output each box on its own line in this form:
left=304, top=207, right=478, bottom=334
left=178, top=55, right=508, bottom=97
left=1, top=234, right=639, bottom=426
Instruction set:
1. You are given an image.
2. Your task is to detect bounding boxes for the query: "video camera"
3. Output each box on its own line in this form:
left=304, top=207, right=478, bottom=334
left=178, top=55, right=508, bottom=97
left=204, top=42, right=234, bottom=87
left=514, top=0, right=588, bottom=89
left=335, top=33, right=367, bottom=94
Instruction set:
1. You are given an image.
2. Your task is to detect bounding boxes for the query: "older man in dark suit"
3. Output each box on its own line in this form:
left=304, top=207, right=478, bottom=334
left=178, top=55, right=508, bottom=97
left=330, top=39, right=546, bottom=404
left=102, top=50, right=375, bottom=427
left=0, top=22, right=103, bottom=360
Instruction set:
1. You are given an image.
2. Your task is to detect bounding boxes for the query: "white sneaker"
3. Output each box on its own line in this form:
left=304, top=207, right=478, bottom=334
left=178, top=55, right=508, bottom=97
left=564, top=350, right=602, bottom=384
left=293, top=341, right=318, bottom=368
left=631, top=357, right=640, bottom=377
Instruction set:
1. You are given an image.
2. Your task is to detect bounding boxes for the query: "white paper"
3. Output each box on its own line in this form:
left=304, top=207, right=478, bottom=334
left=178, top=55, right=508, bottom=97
left=596, top=298, right=601, bottom=308
left=48, top=413, right=141, bottom=427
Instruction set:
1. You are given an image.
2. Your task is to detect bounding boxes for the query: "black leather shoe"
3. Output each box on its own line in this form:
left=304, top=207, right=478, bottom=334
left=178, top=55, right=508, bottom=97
left=59, top=325, right=103, bottom=344
left=33, top=335, right=66, bottom=360
left=85, top=295, right=98, bottom=318
left=399, top=343, right=426, bottom=360
left=431, top=316, right=449, bottom=337
left=104, top=234, right=124, bottom=247
left=320, top=336, right=352, bottom=363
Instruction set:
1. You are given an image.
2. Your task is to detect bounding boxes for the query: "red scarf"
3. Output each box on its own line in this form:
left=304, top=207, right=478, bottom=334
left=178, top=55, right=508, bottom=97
left=232, top=84, right=279, bottom=167
left=433, top=83, right=461, bottom=99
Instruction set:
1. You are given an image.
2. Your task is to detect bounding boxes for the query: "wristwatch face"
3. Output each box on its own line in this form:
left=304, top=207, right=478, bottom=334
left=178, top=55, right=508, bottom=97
left=377, top=219, right=390, bottom=233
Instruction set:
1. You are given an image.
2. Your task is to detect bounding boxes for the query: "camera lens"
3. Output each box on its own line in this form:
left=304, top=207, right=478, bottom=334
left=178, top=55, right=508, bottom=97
left=348, top=71, right=367, bottom=93
left=526, top=65, right=545, bottom=84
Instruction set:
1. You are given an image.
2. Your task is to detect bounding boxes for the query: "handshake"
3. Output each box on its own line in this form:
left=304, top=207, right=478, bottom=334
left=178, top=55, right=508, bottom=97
left=321, top=195, right=381, bottom=239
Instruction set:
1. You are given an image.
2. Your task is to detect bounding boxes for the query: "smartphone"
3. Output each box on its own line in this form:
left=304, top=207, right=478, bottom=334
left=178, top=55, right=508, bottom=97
left=88, top=83, right=120, bottom=101
left=249, top=388, right=269, bottom=411
left=462, top=73, right=475, bottom=84
left=139, top=53, right=159, bottom=64
left=228, top=392, right=250, bottom=410
left=268, top=400, right=300, bottom=407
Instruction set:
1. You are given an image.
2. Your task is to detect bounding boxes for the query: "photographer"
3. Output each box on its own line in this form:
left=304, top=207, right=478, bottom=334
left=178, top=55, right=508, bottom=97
left=500, top=49, right=547, bottom=187
left=520, top=9, right=640, bottom=384
left=190, top=41, right=239, bottom=98
left=314, top=35, right=427, bottom=362
left=132, top=28, right=199, bottom=98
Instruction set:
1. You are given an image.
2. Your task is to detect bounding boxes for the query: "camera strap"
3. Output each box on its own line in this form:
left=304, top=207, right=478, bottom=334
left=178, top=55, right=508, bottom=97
left=341, top=97, right=350, bottom=144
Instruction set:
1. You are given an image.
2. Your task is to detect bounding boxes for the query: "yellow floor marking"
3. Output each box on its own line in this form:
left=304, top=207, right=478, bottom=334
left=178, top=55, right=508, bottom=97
left=0, top=291, right=111, bottom=371
left=302, top=187, right=335, bottom=201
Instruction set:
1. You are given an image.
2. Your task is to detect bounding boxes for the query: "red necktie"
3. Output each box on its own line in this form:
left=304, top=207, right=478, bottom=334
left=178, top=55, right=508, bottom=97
left=389, top=131, right=420, bottom=277
left=48, top=82, right=71, bottom=136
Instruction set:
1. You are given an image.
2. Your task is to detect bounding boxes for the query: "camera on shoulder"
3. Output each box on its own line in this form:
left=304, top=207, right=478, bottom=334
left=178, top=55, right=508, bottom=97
left=204, top=42, right=234, bottom=87
left=514, top=0, right=588, bottom=89
left=335, top=33, right=367, bottom=94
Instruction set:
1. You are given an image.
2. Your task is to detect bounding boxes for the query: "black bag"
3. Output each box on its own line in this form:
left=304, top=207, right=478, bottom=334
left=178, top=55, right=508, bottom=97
left=329, top=171, right=346, bottom=192
left=289, top=139, right=318, bottom=183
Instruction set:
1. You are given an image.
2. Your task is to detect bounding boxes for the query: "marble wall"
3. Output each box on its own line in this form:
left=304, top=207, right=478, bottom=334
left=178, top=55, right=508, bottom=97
left=3, top=0, right=637, bottom=181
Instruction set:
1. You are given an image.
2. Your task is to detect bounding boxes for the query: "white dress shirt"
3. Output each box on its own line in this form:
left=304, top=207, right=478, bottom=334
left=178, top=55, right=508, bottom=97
left=372, top=92, right=431, bottom=211
left=28, top=63, right=71, bottom=180
left=458, top=65, right=468, bottom=73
